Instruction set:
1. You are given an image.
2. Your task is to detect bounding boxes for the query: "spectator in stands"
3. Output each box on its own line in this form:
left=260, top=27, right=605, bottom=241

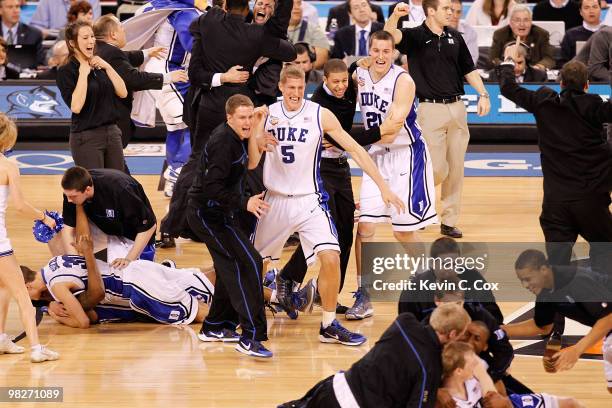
left=331, top=0, right=384, bottom=60
left=388, top=0, right=426, bottom=29
left=466, top=0, right=515, bottom=26
left=31, top=0, right=101, bottom=39
left=449, top=0, right=479, bottom=66
left=292, top=42, right=324, bottom=85
left=559, top=0, right=601, bottom=65
left=490, top=5, right=555, bottom=69
left=487, top=42, right=548, bottom=82
left=56, top=21, right=128, bottom=171
left=300, top=0, right=319, bottom=24
left=325, top=0, right=385, bottom=31
left=58, top=1, right=94, bottom=40
left=287, top=0, right=330, bottom=69
left=575, top=25, right=612, bottom=81
left=37, top=40, right=68, bottom=80
left=0, top=0, right=45, bottom=68
left=0, top=37, right=18, bottom=80
left=533, top=0, right=582, bottom=31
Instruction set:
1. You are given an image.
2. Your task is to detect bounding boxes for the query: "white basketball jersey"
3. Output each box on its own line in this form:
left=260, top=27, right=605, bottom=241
left=264, top=100, right=326, bottom=197
left=452, top=378, right=484, bottom=408
left=41, top=255, right=128, bottom=308
left=356, top=65, right=421, bottom=147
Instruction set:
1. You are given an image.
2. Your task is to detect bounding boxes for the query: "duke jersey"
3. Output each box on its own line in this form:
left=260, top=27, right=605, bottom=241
left=452, top=378, right=484, bottom=408
left=356, top=65, right=421, bottom=147
left=41, top=255, right=128, bottom=309
left=264, top=100, right=326, bottom=197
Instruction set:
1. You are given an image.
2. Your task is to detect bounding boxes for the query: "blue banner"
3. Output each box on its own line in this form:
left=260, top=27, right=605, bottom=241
left=2, top=82, right=609, bottom=124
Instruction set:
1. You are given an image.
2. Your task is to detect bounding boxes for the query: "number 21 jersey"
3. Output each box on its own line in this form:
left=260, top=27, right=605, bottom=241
left=356, top=65, right=421, bottom=147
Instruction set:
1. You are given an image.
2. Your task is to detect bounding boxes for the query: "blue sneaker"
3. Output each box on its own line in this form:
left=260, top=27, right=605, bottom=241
left=292, top=279, right=316, bottom=313
left=198, top=328, right=240, bottom=342
left=235, top=338, right=273, bottom=358
left=345, top=288, right=373, bottom=320
left=263, top=269, right=277, bottom=290
left=319, top=319, right=366, bottom=346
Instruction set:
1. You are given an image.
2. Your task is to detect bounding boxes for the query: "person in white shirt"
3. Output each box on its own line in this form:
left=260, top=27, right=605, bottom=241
left=389, top=0, right=426, bottom=29
left=466, top=0, right=515, bottom=26
left=441, top=341, right=585, bottom=408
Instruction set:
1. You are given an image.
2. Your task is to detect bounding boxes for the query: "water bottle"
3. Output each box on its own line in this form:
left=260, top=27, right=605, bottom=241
left=543, top=331, right=562, bottom=373
left=328, top=18, right=338, bottom=42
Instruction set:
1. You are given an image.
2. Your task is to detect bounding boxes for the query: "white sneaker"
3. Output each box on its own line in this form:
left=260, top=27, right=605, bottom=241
left=30, top=346, right=59, bottom=363
left=0, top=336, right=24, bottom=354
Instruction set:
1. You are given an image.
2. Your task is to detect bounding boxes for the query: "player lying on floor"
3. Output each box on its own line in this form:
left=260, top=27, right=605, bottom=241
left=440, top=341, right=584, bottom=408
left=22, top=235, right=214, bottom=328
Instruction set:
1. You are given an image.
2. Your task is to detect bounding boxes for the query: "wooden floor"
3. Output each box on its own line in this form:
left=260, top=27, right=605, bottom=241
left=2, top=175, right=610, bottom=407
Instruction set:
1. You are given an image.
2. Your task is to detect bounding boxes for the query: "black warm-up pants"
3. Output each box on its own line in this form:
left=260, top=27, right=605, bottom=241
left=187, top=206, right=268, bottom=341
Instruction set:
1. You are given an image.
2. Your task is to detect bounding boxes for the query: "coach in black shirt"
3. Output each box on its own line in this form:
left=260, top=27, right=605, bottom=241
left=279, top=303, right=471, bottom=407
left=60, top=166, right=157, bottom=266
left=385, top=0, right=490, bottom=239
left=498, top=53, right=612, bottom=274
left=186, top=95, right=274, bottom=357
left=503, top=250, right=612, bottom=374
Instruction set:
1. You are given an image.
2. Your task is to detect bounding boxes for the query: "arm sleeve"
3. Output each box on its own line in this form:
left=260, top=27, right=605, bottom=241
left=587, top=32, right=611, bottom=81
left=188, top=17, right=215, bottom=89
left=498, top=63, right=541, bottom=113
left=396, top=28, right=417, bottom=56
left=125, top=50, right=145, bottom=67
left=172, top=10, right=199, bottom=53
left=264, top=0, right=292, bottom=38
left=56, top=65, right=77, bottom=107
left=533, top=301, right=556, bottom=327
left=62, top=195, right=76, bottom=227
left=112, top=50, right=163, bottom=92
left=261, top=36, right=297, bottom=62
left=200, top=142, right=250, bottom=210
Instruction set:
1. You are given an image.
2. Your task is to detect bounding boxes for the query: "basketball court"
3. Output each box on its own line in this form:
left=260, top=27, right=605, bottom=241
left=1, top=147, right=609, bottom=407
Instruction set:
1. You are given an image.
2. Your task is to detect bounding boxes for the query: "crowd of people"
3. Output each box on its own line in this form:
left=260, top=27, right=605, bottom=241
left=0, top=0, right=610, bottom=407
left=0, top=0, right=612, bottom=83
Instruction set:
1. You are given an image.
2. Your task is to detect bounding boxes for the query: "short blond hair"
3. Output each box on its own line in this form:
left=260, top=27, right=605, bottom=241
left=280, top=64, right=305, bottom=84
left=429, top=303, right=471, bottom=336
left=441, top=341, right=474, bottom=379
left=0, top=113, right=17, bottom=153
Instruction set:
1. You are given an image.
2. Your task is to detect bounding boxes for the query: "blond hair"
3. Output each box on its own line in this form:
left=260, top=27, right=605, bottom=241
left=0, top=113, right=17, bottom=153
left=280, top=64, right=306, bottom=84
left=429, top=303, right=471, bottom=336
left=441, top=341, right=474, bottom=379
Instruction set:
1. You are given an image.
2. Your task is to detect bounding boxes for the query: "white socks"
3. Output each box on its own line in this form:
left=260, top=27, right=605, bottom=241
left=31, top=344, right=43, bottom=352
left=357, top=275, right=362, bottom=288
left=322, top=311, right=335, bottom=328
left=270, top=289, right=278, bottom=304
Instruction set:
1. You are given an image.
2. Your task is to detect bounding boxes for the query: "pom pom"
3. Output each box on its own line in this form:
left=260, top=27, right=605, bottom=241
left=32, top=211, right=64, bottom=243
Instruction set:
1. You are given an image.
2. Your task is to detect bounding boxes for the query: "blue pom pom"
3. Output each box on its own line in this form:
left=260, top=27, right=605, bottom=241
left=32, top=211, right=64, bottom=243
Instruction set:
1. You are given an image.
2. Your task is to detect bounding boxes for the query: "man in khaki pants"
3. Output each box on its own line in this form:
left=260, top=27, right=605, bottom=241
left=386, top=0, right=491, bottom=238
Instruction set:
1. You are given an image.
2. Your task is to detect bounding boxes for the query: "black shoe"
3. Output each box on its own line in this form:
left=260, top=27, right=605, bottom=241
left=336, top=303, right=349, bottom=314
left=155, top=233, right=176, bottom=248
left=441, top=224, right=463, bottom=239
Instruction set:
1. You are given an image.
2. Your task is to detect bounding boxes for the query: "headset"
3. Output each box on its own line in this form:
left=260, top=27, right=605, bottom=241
left=294, top=42, right=316, bottom=63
